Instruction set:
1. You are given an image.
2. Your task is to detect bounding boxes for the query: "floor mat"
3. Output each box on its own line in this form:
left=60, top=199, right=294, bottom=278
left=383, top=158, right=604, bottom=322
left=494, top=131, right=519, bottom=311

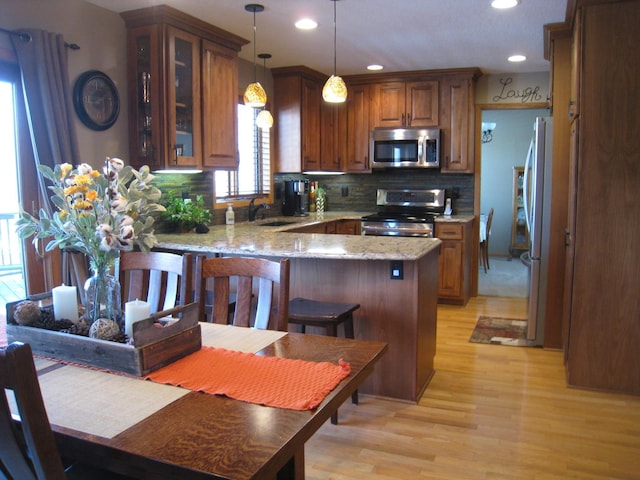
left=469, top=316, right=535, bottom=346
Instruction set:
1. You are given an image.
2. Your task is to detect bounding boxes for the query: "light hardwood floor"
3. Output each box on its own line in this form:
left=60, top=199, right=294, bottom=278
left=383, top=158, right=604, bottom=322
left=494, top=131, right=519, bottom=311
left=305, top=296, right=640, bottom=479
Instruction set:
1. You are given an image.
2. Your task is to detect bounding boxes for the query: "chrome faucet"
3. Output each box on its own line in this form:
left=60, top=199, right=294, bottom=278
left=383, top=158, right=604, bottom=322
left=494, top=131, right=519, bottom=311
left=248, top=198, right=269, bottom=221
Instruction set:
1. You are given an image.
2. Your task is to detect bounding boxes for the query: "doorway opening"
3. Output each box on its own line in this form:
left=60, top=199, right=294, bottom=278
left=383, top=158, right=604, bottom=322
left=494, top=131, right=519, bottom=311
left=477, top=105, right=546, bottom=299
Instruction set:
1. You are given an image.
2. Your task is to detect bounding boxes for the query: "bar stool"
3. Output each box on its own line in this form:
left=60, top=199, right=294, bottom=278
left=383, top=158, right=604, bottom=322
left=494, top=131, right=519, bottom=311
left=288, top=297, right=360, bottom=425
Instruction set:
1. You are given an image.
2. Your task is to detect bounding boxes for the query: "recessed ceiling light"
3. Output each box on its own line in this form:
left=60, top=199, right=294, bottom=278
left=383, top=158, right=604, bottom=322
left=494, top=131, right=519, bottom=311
left=491, top=0, right=519, bottom=8
left=508, top=54, right=527, bottom=62
left=295, top=18, right=317, bottom=30
left=367, top=64, right=383, bottom=71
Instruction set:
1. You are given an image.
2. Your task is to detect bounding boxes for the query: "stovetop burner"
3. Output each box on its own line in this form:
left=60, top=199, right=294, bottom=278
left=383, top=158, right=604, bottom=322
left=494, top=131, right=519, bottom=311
left=361, top=189, right=446, bottom=237
left=361, top=211, right=438, bottom=224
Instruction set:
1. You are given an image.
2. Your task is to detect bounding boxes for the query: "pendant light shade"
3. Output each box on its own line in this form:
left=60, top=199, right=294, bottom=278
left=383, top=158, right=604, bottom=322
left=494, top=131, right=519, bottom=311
left=256, top=109, right=274, bottom=129
left=323, top=75, right=348, bottom=103
left=323, top=0, right=347, bottom=103
left=243, top=82, right=267, bottom=107
left=256, top=53, right=273, bottom=129
left=244, top=4, right=267, bottom=108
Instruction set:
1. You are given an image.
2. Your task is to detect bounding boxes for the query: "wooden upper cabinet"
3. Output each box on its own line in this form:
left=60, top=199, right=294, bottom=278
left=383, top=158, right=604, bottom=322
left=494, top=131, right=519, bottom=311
left=121, top=5, right=247, bottom=171
left=202, top=40, right=238, bottom=169
left=439, top=74, right=477, bottom=174
left=345, top=83, right=371, bottom=173
left=272, top=67, right=326, bottom=173
left=373, top=80, right=438, bottom=128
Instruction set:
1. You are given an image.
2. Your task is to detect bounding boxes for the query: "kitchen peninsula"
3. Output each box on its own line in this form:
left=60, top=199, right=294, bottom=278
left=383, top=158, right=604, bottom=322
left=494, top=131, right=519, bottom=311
left=156, top=213, right=442, bottom=402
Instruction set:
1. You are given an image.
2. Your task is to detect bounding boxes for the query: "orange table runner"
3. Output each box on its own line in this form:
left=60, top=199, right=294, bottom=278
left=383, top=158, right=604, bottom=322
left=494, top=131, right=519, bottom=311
left=146, top=346, right=350, bottom=411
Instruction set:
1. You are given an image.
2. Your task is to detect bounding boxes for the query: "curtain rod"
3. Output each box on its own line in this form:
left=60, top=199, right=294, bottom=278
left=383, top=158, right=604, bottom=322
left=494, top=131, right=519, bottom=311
left=0, top=27, right=80, bottom=50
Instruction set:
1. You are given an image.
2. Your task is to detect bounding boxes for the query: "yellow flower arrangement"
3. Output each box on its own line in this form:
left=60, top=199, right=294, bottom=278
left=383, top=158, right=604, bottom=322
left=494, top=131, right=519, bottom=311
left=16, top=158, right=165, bottom=272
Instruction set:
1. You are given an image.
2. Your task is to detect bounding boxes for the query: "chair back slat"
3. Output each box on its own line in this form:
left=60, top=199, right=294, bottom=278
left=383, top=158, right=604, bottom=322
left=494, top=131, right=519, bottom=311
left=195, top=256, right=290, bottom=331
left=212, top=276, right=231, bottom=325
left=119, top=251, right=193, bottom=314
left=254, top=277, right=274, bottom=330
left=1, top=342, right=67, bottom=480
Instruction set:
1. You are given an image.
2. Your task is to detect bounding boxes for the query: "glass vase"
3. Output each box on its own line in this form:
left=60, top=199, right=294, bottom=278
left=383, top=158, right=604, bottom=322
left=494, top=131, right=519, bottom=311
left=316, top=194, right=325, bottom=215
left=84, top=267, right=122, bottom=329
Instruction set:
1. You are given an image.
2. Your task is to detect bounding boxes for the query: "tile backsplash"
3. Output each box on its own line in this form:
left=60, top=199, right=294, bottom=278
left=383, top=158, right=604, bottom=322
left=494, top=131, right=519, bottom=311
left=153, top=169, right=474, bottom=228
left=274, top=170, right=474, bottom=215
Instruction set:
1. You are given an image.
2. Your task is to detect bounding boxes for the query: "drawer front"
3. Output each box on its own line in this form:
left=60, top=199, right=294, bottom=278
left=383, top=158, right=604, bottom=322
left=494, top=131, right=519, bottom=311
left=435, top=224, right=463, bottom=240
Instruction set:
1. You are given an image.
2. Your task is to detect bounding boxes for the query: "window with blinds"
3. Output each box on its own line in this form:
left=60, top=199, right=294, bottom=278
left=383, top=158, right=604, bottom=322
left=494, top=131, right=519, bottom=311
left=215, top=103, right=271, bottom=201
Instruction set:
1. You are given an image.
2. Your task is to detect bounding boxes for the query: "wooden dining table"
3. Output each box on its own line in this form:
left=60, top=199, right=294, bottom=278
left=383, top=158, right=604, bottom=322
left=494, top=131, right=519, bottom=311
left=22, top=322, right=387, bottom=480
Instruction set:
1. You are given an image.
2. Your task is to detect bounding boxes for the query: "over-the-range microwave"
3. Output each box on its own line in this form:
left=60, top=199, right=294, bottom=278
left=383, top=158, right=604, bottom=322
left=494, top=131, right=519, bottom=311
left=369, top=127, right=440, bottom=169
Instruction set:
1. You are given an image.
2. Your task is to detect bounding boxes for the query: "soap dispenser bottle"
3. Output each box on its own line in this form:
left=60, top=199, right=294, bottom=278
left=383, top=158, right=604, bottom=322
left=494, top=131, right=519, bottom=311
left=225, top=204, right=235, bottom=225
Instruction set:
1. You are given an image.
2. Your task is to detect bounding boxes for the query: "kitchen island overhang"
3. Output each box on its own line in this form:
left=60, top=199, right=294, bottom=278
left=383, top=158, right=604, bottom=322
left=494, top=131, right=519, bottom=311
left=156, top=215, right=441, bottom=402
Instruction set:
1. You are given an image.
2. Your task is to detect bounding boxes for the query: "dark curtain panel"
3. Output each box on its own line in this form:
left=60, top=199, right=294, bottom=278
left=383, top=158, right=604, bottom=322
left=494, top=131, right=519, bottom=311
left=11, top=29, right=84, bottom=297
left=11, top=28, right=80, bottom=216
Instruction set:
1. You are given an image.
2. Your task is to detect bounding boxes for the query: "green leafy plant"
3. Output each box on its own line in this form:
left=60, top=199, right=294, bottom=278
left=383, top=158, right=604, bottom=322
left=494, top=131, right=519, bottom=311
left=16, top=159, right=165, bottom=271
left=161, top=191, right=212, bottom=232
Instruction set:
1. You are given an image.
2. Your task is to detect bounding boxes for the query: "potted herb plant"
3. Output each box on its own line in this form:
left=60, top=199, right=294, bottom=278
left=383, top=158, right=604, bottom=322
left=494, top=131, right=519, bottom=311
left=161, top=191, right=212, bottom=233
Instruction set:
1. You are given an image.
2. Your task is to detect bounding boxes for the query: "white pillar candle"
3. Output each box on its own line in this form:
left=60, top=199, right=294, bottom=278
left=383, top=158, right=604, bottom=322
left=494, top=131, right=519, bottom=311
left=52, top=284, right=79, bottom=323
left=125, top=299, right=151, bottom=338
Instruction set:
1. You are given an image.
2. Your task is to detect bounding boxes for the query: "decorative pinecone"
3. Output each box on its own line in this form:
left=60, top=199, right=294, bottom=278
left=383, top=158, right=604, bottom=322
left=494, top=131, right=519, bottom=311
left=59, top=321, right=90, bottom=336
left=12, top=301, right=41, bottom=326
left=51, top=318, right=74, bottom=331
left=34, top=309, right=56, bottom=330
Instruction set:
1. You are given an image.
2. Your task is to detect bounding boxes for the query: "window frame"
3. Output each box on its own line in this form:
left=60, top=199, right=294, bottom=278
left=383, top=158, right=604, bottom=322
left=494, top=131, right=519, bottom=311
left=213, top=98, right=273, bottom=209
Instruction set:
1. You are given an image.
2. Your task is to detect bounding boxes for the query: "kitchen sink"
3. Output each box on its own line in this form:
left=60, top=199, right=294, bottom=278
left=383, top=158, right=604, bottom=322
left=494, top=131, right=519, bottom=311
left=258, top=221, right=297, bottom=227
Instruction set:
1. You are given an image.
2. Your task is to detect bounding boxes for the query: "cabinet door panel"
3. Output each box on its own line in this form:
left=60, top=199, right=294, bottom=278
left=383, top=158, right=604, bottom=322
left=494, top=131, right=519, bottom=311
left=167, top=26, right=201, bottom=168
left=202, top=40, right=238, bottom=169
left=406, top=81, right=438, bottom=127
left=376, top=82, right=406, bottom=127
left=441, top=77, right=473, bottom=173
left=346, top=84, right=371, bottom=172
left=438, top=240, right=462, bottom=297
left=127, top=25, right=163, bottom=169
left=301, top=78, right=321, bottom=171
left=321, top=102, right=346, bottom=171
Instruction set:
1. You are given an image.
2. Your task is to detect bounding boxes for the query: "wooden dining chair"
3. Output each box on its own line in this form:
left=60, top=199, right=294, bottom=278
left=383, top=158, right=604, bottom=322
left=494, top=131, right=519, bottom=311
left=0, top=342, right=132, bottom=480
left=480, top=208, right=494, bottom=273
left=195, top=256, right=290, bottom=331
left=119, top=251, right=194, bottom=314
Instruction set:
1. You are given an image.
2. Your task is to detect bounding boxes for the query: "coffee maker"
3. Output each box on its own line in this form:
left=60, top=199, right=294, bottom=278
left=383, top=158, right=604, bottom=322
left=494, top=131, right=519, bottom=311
left=282, top=180, right=309, bottom=216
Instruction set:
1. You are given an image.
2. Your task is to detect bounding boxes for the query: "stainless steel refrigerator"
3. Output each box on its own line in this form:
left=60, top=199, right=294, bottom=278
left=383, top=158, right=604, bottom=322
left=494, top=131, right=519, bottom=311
left=523, top=117, right=552, bottom=345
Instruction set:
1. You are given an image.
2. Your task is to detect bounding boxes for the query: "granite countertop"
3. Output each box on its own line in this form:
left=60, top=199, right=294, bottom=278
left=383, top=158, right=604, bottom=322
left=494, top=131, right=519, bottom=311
left=435, top=214, right=475, bottom=223
left=155, top=212, right=448, bottom=261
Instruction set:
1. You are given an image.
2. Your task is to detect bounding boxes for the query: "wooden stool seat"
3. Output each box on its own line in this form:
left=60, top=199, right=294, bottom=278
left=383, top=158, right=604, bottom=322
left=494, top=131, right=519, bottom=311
left=288, top=297, right=360, bottom=424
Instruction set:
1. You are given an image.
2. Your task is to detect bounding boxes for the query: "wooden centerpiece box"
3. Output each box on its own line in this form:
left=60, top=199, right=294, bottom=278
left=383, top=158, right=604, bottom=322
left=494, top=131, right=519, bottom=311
left=6, top=294, right=201, bottom=376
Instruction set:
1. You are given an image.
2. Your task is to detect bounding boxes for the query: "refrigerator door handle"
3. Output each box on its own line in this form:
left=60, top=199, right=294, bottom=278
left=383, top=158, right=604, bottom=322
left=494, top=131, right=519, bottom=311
left=523, top=137, right=534, bottom=237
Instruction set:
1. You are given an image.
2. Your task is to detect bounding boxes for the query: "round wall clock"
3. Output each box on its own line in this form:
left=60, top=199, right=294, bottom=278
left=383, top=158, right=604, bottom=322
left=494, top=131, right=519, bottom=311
left=73, top=70, right=120, bottom=131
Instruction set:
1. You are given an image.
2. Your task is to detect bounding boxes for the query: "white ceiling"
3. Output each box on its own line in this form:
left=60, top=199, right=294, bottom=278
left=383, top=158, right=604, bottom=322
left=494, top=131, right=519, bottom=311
left=85, top=0, right=568, bottom=76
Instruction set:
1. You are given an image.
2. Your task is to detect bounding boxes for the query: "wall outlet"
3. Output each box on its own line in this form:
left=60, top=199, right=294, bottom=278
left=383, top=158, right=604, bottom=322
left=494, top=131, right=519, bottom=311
left=390, top=260, right=403, bottom=280
left=341, top=186, right=349, bottom=197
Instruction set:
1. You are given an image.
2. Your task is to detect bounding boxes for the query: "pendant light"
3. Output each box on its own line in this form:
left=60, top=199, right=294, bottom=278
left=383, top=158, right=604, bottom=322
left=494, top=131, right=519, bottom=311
left=322, top=0, right=347, bottom=103
left=243, top=4, right=267, bottom=108
left=256, top=53, right=274, bottom=130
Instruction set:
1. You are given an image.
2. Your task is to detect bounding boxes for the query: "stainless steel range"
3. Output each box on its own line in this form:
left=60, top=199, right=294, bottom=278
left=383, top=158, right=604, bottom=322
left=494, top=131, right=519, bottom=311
left=361, top=189, right=445, bottom=237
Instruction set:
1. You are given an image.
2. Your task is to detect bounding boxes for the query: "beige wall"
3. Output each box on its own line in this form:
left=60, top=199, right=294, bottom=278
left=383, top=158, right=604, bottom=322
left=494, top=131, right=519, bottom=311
left=477, top=72, right=549, bottom=106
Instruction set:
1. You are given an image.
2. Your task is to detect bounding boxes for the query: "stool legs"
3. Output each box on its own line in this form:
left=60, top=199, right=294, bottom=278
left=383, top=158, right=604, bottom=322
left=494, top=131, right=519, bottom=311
left=331, top=313, right=357, bottom=425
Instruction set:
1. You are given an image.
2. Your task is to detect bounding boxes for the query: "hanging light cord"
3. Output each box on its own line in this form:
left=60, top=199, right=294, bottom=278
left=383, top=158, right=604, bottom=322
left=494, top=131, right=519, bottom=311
left=332, top=0, right=337, bottom=76
left=252, top=10, right=258, bottom=82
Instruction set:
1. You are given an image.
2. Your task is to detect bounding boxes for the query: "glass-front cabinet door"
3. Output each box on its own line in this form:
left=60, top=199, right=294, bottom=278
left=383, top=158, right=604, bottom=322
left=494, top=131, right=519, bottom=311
left=129, top=25, right=162, bottom=169
left=167, top=27, right=201, bottom=168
